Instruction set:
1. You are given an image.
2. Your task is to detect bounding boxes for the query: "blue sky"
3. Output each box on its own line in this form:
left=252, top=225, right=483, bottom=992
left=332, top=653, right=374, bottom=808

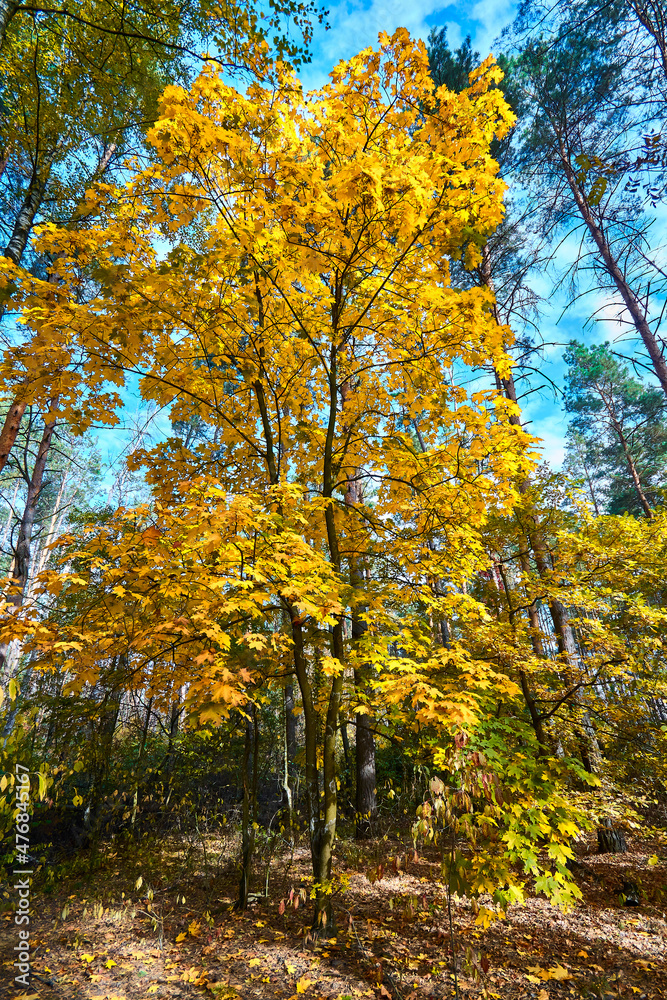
left=300, top=0, right=517, bottom=90
left=296, top=0, right=658, bottom=469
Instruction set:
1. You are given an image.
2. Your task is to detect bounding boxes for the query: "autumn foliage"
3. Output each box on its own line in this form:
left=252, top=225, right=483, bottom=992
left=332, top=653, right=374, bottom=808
left=0, top=22, right=666, bottom=957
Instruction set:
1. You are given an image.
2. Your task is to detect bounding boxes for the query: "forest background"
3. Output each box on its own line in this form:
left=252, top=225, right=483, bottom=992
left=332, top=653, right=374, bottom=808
left=1, top=0, right=667, bottom=997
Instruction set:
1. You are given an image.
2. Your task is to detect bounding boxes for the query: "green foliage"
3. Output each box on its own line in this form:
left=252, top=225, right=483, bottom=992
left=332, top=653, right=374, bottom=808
left=427, top=25, right=480, bottom=94
left=563, top=341, right=667, bottom=515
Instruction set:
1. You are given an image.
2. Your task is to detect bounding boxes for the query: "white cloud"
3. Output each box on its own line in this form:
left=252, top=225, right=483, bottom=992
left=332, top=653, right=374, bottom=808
left=301, top=0, right=518, bottom=90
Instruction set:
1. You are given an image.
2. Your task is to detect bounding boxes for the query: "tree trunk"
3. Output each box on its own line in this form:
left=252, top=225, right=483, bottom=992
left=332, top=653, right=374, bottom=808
left=3, top=141, right=114, bottom=271
left=289, top=611, right=334, bottom=927
left=529, top=526, right=603, bottom=772
left=630, top=0, right=667, bottom=86
left=597, top=818, right=627, bottom=854
left=480, top=245, right=523, bottom=429
left=0, top=144, right=117, bottom=470
left=582, top=459, right=601, bottom=515
left=518, top=668, right=549, bottom=753
left=88, top=684, right=122, bottom=865
left=131, top=695, right=153, bottom=831
left=237, top=705, right=259, bottom=909
left=557, top=133, right=667, bottom=399
left=301, top=340, right=346, bottom=934
left=340, top=719, right=352, bottom=807
left=4, top=166, right=49, bottom=267
left=345, top=468, right=377, bottom=840
left=611, top=418, right=653, bottom=517
left=0, top=399, right=27, bottom=476
left=0, top=402, right=58, bottom=677
left=0, top=0, right=18, bottom=47
left=354, top=708, right=377, bottom=839
left=282, top=683, right=297, bottom=837
left=166, top=689, right=181, bottom=773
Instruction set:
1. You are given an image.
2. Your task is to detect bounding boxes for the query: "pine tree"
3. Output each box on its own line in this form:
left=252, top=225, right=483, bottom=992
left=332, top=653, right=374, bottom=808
left=564, top=340, right=667, bottom=516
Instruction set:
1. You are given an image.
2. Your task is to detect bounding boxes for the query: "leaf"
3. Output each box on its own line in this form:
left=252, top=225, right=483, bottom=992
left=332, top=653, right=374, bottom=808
left=249, top=958, right=261, bottom=967
left=175, top=932, right=187, bottom=943
left=296, top=976, right=312, bottom=993
left=80, top=952, right=96, bottom=962
left=105, top=959, right=117, bottom=968
left=545, top=965, right=571, bottom=981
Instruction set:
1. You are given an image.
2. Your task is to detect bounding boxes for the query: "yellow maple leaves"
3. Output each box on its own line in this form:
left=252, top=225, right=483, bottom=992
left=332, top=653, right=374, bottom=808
left=0, top=33, right=540, bottom=882
left=1, top=482, right=344, bottom=720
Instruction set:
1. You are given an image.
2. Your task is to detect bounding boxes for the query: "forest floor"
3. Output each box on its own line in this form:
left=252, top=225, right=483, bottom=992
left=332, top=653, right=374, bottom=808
left=1, top=822, right=666, bottom=1000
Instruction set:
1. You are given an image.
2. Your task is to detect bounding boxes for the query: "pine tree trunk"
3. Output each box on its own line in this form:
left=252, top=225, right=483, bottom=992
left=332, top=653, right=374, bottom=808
left=612, top=419, right=653, bottom=517
left=0, top=400, right=27, bottom=475
left=557, top=135, right=667, bottom=399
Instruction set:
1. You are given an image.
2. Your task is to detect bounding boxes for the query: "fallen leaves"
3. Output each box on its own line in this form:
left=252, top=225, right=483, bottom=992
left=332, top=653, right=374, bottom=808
left=525, top=963, right=572, bottom=982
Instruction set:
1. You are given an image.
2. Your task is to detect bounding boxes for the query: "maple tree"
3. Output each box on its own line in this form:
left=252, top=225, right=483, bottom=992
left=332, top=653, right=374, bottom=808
left=0, top=27, right=544, bottom=925
left=1, top=14, right=667, bottom=999
left=0, top=0, right=325, bottom=490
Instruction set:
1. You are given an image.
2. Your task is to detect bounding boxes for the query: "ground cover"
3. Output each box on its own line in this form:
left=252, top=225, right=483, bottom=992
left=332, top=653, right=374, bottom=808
left=1, top=826, right=666, bottom=1000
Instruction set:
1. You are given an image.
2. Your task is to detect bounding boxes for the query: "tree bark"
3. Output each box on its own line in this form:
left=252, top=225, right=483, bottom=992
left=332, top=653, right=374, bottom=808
left=557, top=133, right=667, bottom=399
left=0, top=402, right=58, bottom=676
left=479, top=245, right=523, bottom=428
left=0, top=400, right=27, bottom=476
left=0, top=0, right=18, bottom=48
left=611, top=418, right=653, bottom=517
left=529, top=525, right=603, bottom=773
left=518, top=668, right=549, bottom=753
left=131, top=695, right=153, bottom=830
left=289, top=611, right=329, bottom=920
left=4, top=185, right=40, bottom=266
left=237, top=704, right=259, bottom=909
left=282, top=683, right=297, bottom=837
left=597, top=818, right=627, bottom=853
left=344, top=466, right=377, bottom=839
